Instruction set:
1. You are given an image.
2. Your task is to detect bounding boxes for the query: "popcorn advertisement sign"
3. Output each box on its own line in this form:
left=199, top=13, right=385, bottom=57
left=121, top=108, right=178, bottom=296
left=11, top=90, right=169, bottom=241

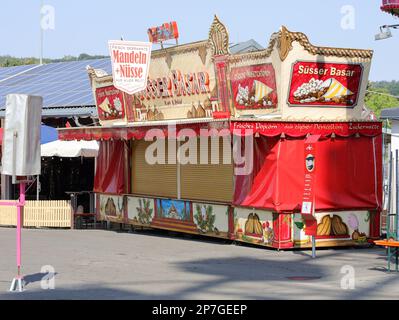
left=230, top=64, right=278, bottom=110
left=95, top=86, right=125, bottom=121
left=108, top=40, right=152, bottom=95
left=288, top=61, right=363, bottom=108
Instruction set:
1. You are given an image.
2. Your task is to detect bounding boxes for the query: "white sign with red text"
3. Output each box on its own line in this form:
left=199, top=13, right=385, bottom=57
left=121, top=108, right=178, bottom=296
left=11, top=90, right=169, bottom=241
left=108, top=40, right=152, bottom=95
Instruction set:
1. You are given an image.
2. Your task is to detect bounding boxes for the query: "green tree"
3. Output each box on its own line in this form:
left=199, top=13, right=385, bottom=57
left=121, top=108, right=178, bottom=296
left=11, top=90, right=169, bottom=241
left=0, top=53, right=109, bottom=67
left=372, top=80, right=399, bottom=97
left=365, top=87, right=398, bottom=117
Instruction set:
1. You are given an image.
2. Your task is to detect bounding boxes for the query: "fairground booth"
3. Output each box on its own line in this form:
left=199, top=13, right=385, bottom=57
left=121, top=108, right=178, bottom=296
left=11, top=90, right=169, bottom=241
left=59, top=17, right=382, bottom=249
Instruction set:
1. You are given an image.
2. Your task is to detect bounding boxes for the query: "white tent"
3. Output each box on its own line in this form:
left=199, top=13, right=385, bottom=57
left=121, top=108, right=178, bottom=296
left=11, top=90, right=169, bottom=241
left=41, top=140, right=99, bottom=158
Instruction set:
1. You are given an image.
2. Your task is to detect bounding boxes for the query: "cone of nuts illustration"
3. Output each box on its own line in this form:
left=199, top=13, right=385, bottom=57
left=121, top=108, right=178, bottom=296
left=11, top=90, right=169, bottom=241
left=317, top=215, right=349, bottom=236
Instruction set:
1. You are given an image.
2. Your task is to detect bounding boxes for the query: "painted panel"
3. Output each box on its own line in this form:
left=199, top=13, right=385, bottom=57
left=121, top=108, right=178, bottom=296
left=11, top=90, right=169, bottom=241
left=98, top=194, right=125, bottom=222
left=192, top=203, right=229, bottom=237
left=234, top=207, right=274, bottom=245
left=127, top=196, right=155, bottom=226
left=156, top=199, right=191, bottom=221
left=294, top=211, right=370, bottom=245
left=293, top=214, right=311, bottom=245
left=230, top=63, right=278, bottom=110
left=273, top=214, right=293, bottom=248
left=95, top=86, right=125, bottom=121
left=287, top=61, right=363, bottom=108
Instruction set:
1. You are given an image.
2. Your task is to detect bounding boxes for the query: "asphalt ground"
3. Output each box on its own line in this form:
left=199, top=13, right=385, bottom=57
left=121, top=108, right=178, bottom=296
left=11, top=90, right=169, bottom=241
left=0, top=227, right=398, bottom=300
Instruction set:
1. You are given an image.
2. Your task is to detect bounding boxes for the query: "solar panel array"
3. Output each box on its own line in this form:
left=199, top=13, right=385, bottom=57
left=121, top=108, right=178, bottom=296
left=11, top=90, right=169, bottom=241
left=0, top=58, right=112, bottom=111
left=0, top=64, right=41, bottom=81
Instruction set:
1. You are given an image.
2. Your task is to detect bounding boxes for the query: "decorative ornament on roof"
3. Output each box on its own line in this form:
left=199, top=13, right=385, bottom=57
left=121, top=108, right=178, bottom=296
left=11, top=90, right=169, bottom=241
left=275, top=26, right=373, bottom=60
left=208, top=15, right=230, bottom=56
left=278, top=26, right=293, bottom=61
left=381, top=0, right=399, bottom=17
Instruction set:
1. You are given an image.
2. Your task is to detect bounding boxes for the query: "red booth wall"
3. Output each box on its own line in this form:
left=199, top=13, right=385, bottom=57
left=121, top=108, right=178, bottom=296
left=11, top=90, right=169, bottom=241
left=234, top=135, right=382, bottom=213
left=94, top=141, right=125, bottom=194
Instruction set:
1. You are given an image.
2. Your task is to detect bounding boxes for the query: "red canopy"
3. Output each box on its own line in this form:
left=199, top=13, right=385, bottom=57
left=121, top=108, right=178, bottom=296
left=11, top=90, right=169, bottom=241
left=233, top=134, right=382, bottom=213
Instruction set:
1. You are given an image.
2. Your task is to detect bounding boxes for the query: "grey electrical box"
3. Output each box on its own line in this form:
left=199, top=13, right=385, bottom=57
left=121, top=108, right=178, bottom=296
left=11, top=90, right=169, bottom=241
left=1, top=94, right=42, bottom=177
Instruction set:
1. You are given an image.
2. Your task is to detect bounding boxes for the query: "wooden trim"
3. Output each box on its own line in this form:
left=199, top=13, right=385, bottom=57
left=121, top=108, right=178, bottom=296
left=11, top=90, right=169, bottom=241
left=151, top=217, right=198, bottom=233
left=295, top=240, right=367, bottom=249
left=315, top=235, right=351, bottom=240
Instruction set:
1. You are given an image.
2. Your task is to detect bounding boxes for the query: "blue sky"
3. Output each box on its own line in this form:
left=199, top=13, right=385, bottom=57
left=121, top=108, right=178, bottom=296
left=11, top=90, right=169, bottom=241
left=0, top=0, right=398, bottom=80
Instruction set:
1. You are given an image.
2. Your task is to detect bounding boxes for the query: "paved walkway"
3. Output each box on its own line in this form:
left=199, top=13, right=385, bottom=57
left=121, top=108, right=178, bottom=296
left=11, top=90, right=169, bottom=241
left=0, top=227, right=397, bottom=300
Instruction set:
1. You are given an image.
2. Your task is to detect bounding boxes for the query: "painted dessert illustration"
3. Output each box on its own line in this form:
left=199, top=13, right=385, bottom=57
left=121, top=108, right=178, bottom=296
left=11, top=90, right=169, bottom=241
left=236, top=81, right=275, bottom=108
left=105, top=198, right=117, bottom=217
left=317, top=215, right=332, bottom=236
left=293, top=77, right=355, bottom=104
left=317, top=215, right=349, bottom=237
left=98, top=97, right=124, bottom=118
left=245, top=213, right=263, bottom=238
left=347, top=213, right=367, bottom=242
left=99, top=97, right=112, bottom=115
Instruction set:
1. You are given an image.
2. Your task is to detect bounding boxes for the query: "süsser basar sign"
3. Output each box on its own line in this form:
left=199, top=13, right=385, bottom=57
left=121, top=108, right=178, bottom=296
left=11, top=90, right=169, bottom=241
left=288, top=61, right=363, bottom=108
left=108, top=40, right=152, bottom=95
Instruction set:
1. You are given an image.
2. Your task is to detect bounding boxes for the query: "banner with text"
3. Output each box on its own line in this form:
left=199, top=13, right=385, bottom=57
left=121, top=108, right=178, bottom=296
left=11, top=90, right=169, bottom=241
left=108, top=40, right=152, bottom=95
left=288, top=61, right=363, bottom=108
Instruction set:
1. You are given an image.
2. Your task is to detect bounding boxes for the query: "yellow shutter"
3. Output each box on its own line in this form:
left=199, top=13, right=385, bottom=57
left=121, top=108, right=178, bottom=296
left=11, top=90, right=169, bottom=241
left=180, top=137, right=233, bottom=203
left=132, top=140, right=178, bottom=198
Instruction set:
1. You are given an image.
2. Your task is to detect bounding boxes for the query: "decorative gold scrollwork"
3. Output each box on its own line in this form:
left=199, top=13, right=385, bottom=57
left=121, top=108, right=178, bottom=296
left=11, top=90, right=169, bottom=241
left=208, top=15, right=230, bottom=56
left=278, top=26, right=293, bottom=61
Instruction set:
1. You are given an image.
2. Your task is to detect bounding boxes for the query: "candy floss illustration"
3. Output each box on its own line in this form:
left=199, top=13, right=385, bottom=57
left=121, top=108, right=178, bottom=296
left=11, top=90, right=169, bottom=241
left=322, top=78, right=353, bottom=100
left=236, top=81, right=273, bottom=107
left=253, top=80, right=273, bottom=102
left=99, top=97, right=112, bottom=114
left=347, top=213, right=359, bottom=230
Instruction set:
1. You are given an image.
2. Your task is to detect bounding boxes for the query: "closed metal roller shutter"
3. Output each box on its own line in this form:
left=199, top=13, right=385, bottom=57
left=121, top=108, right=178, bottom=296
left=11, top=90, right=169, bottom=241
left=132, top=140, right=178, bottom=198
left=180, top=137, right=233, bottom=203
